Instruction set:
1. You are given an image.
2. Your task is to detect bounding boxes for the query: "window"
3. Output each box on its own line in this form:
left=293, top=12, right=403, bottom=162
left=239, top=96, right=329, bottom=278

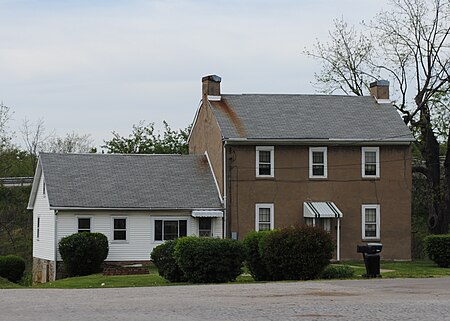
left=155, top=220, right=187, bottom=241
left=256, top=146, right=274, bottom=178
left=112, top=217, right=127, bottom=241
left=362, top=204, right=380, bottom=240
left=305, top=218, right=331, bottom=233
left=77, top=217, right=91, bottom=233
left=255, top=204, right=274, bottom=231
left=199, top=217, right=212, bottom=237
left=37, top=217, right=40, bottom=240
left=309, top=147, right=328, bottom=178
left=362, top=147, right=380, bottom=178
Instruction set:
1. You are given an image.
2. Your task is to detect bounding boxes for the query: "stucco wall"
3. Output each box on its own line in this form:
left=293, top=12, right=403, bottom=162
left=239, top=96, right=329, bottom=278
left=189, top=101, right=224, bottom=194
left=226, top=144, right=412, bottom=260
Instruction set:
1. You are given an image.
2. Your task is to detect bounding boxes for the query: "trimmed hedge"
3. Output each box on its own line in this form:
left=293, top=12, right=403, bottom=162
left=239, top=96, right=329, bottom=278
left=243, top=230, right=273, bottom=281
left=58, top=232, right=109, bottom=277
left=320, top=265, right=355, bottom=279
left=261, top=226, right=334, bottom=280
left=424, top=234, right=450, bottom=268
left=0, top=255, right=25, bottom=283
left=151, top=240, right=186, bottom=282
left=174, top=237, right=245, bottom=283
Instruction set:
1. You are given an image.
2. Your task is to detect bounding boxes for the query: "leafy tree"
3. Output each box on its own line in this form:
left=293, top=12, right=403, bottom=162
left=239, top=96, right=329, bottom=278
left=103, top=121, right=190, bottom=154
left=305, top=0, right=450, bottom=234
left=0, top=149, right=34, bottom=178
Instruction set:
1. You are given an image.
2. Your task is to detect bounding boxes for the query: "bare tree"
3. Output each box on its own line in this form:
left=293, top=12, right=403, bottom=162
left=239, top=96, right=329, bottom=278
left=305, top=0, right=450, bottom=234
left=0, top=102, right=13, bottom=151
left=47, top=132, right=95, bottom=153
left=20, top=118, right=54, bottom=171
left=304, top=18, right=378, bottom=95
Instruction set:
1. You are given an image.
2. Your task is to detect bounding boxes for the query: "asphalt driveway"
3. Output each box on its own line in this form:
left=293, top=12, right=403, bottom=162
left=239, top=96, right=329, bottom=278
left=1, top=277, right=450, bottom=321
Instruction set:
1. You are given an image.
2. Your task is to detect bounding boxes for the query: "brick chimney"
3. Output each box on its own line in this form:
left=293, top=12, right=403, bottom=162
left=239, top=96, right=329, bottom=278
left=369, top=80, right=390, bottom=101
left=202, top=75, right=221, bottom=99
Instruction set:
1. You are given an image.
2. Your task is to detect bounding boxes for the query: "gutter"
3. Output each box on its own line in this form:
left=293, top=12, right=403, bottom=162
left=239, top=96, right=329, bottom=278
left=48, top=207, right=224, bottom=211
left=223, top=138, right=414, bottom=146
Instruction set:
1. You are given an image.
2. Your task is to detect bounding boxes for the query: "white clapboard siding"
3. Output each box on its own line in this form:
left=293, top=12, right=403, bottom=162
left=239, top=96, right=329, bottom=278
left=32, top=173, right=55, bottom=261
left=213, top=218, right=223, bottom=238
left=56, top=211, right=199, bottom=261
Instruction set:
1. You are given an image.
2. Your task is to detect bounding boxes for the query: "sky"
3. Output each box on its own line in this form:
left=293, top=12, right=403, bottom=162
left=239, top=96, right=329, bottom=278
left=0, top=0, right=389, bottom=149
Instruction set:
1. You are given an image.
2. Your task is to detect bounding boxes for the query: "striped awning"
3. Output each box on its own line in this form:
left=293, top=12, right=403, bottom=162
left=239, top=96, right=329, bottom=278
left=191, top=210, right=224, bottom=218
left=303, top=202, right=343, bottom=218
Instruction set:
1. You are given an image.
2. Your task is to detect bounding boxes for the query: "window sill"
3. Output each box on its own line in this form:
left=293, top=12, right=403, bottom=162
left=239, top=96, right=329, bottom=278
left=309, top=176, right=328, bottom=180
left=256, top=176, right=275, bottom=180
left=362, top=176, right=380, bottom=180
left=362, top=238, right=380, bottom=242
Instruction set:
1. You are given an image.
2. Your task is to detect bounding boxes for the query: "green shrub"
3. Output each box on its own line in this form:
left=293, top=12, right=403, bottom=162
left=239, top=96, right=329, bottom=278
left=261, top=226, right=334, bottom=280
left=58, top=232, right=109, bottom=277
left=0, top=255, right=26, bottom=283
left=151, top=240, right=186, bottom=282
left=243, top=230, right=274, bottom=281
left=320, top=264, right=355, bottom=279
left=424, top=234, right=450, bottom=268
left=174, top=237, right=245, bottom=283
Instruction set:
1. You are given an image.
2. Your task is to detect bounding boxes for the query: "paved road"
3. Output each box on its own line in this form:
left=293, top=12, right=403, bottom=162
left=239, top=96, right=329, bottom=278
left=1, top=277, right=450, bottom=321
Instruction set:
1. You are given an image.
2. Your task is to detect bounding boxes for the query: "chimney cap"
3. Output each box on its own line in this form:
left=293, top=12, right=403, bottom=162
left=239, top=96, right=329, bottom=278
left=370, top=80, right=389, bottom=87
left=202, top=75, right=222, bottom=83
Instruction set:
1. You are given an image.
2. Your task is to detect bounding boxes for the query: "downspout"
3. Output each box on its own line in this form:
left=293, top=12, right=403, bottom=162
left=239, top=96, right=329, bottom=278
left=54, top=209, right=58, bottom=281
left=337, top=217, right=340, bottom=261
left=227, top=145, right=233, bottom=239
left=223, top=143, right=227, bottom=238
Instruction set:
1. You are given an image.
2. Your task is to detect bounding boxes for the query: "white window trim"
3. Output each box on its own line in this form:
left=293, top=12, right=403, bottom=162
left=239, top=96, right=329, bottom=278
left=362, top=147, right=380, bottom=178
left=255, top=203, right=274, bottom=231
left=76, top=216, right=93, bottom=233
left=111, top=216, right=128, bottom=243
left=361, top=204, right=380, bottom=240
left=152, top=216, right=191, bottom=243
left=309, top=147, right=328, bottom=179
left=256, top=146, right=274, bottom=178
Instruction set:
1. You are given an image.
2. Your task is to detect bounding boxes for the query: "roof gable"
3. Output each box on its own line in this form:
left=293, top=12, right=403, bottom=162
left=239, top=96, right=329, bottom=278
left=34, top=153, right=222, bottom=210
left=209, top=94, right=414, bottom=142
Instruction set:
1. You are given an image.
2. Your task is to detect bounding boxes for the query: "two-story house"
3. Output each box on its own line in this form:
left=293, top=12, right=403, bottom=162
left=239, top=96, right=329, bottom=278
left=189, top=75, right=414, bottom=260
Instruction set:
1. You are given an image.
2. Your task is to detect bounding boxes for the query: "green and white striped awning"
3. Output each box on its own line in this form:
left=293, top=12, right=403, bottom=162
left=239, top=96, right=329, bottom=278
left=303, top=202, right=343, bottom=218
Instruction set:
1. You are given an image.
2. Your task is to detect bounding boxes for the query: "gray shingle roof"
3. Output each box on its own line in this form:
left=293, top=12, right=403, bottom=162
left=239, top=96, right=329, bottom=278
left=209, top=94, right=414, bottom=142
left=39, top=153, right=222, bottom=210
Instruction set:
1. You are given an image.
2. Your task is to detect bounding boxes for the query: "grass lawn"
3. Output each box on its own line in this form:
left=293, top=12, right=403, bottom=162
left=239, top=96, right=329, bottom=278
left=1, top=260, right=448, bottom=289
left=342, top=260, right=450, bottom=278
left=0, top=277, right=22, bottom=289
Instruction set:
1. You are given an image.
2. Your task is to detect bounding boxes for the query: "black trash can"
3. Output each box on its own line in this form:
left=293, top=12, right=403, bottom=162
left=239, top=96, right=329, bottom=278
left=356, top=243, right=383, bottom=278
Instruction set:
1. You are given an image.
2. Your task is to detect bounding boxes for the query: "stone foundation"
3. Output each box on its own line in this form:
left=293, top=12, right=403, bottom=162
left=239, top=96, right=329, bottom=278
left=32, top=257, right=56, bottom=284
left=102, top=261, right=151, bottom=276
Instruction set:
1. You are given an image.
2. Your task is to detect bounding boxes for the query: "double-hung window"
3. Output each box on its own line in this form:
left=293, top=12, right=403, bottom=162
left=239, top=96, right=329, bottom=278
left=309, top=147, right=327, bottom=178
left=77, top=217, right=91, bottom=233
left=362, top=204, right=380, bottom=240
left=256, top=146, right=274, bottom=178
left=362, top=147, right=380, bottom=178
left=112, top=217, right=127, bottom=241
left=255, top=204, right=274, bottom=231
left=155, top=219, right=187, bottom=241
